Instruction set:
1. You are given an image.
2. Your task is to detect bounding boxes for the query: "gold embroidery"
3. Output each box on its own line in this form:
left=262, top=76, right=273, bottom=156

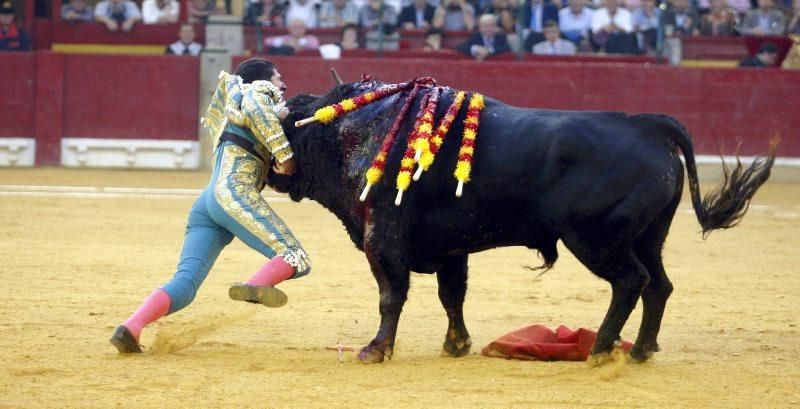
left=213, top=145, right=299, bottom=254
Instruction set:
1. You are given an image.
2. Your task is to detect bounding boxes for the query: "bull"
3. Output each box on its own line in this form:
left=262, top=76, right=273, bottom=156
left=268, top=78, right=776, bottom=364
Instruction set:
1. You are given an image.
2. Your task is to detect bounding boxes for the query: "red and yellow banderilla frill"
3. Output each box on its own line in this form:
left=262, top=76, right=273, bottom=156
left=395, top=87, right=440, bottom=205
left=413, top=90, right=466, bottom=181
left=359, top=84, right=425, bottom=201
left=294, top=78, right=432, bottom=128
left=455, top=93, right=485, bottom=197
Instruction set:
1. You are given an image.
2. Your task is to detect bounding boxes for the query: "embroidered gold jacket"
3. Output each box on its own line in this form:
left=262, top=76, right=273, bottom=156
left=202, top=71, right=294, bottom=163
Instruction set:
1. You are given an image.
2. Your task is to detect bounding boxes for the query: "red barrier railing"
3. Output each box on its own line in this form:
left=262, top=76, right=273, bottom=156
left=0, top=51, right=199, bottom=165
left=1, top=51, right=797, bottom=167
left=235, top=55, right=799, bottom=157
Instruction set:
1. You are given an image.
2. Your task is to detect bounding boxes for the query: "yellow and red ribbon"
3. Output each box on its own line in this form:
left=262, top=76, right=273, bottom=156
left=414, top=90, right=466, bottom=180
left=454, top=93, right=484, bottom=197
left=360, top=84, right=424, bottom=201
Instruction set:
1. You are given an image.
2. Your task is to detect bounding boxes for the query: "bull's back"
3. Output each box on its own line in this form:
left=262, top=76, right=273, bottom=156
left=410, top=103, right=685, bottom=256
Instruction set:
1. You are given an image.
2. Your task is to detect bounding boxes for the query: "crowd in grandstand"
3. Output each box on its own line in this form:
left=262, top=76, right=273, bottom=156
left=237, top=0, right=800, bottom=57
left=2, top=0, right=800, bottom=66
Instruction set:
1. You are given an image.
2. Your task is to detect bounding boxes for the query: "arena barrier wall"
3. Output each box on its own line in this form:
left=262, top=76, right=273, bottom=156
left=1, top=52, right=798, bottom=168
left=0, top=51, right=200, bottom=168
left=235, top=55, right=799, bottom=160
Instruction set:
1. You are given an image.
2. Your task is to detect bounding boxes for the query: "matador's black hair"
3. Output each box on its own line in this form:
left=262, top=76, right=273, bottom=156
left=233, top=58, right=277, bottom=84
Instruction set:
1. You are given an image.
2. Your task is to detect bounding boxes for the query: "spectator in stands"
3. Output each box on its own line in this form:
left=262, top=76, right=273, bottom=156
left=725, top=0, right=754, bottom=16
left=787, top=0, right=800, bottom=33
left=244, top=0, right=261, bottom=24
left=697, top=0, right=737, bottom=34
left=479, top=0, right=516, bottom=33
left=432, top=0, right=476, bottom=31
left=533, top=19, right=577, bottom=53
left=521, top=0, right=559, bottom=51
left=398, top=0, right=436, bottom=29
left=142, top=0, right=179, bottom=24
left=739, top=40, right=778, bottom=66
left=319, top=0, right=359, bottom=27
left=663, top=0, right=699, bottom=35
left=591, top=0, right=636, bottom=53
left=632, top=0, right=661, bottom=52
left=0, top=1, right=30, bottom=51
left=187, top=0, right=222, bottom=23
left=61, top=0, right=94, bottom=23
left=246, top=0, right=288, bottom=26
left=740, top=0, right=786, bottom=35
left=457, top=13, right=511, bottom=60
left=337, top=22, right=361, bottom=48
left=559, top=0, right=593, bottom=45
left=94, top=0, right=142, bottom=32
left=422, top=26, right=444, bottom=50
left=360, top=0, right=399, bottom=29
left=286, top=0, right=319, bottom=28
left=265, top=17, right=321, bottom=52
left=166, top=22, right=203, bottom=55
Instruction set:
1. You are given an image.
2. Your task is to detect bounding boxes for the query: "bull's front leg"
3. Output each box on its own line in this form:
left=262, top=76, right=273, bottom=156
left=437, top=255, right=472, bottom=358
left=358, top=236, right=410, bottom=364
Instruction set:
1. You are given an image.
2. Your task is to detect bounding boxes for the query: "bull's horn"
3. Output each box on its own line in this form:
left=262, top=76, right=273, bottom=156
left=455, top=180, right=464, bottom=197
left=331, top=68, right=344, bottom=85
left=395, top=189, right=404, bottom=206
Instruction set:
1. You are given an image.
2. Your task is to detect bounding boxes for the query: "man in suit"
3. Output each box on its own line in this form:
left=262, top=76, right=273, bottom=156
left=521, top=0, right=559, bottom=52
left=398, top=0, right=436, bottom=29
left=533, top=19, right=577, bottom=54
left=165, top=22, right=203, bottom=56
left=740, top=0, right=786, bottom=36
left=457, top=13, right=511, bottom=60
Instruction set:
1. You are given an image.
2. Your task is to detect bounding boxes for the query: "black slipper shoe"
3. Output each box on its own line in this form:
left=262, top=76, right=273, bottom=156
left=228, top=283, right=288, bottom=307
left=110, top=325, right=143, bottom=354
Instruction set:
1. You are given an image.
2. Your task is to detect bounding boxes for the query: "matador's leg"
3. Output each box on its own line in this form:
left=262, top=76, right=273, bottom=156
left=208, top=147, right=311, bottom=306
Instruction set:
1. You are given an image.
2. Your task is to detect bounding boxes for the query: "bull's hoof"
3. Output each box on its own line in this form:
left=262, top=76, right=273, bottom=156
left=587, top=342, right=627, bottom=367
left=358, top=344, right=392, bottom=364
left=441, top=337, right=472, bottom=358
left=629, top=343, right=659, bottom=363
left=586, top=351, right=612, bottom=368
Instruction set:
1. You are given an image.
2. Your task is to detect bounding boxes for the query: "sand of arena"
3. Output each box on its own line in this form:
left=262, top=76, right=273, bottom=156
left=0, top=168, right=798, bottom=408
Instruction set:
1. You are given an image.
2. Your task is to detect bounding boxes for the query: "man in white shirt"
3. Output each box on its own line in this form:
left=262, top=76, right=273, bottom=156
left=591, top=0, right=637, bottom=52
left=533, top=19, right=577, bottom=54
left=286, top=0, right=319, bottom=28
left=558, top=0, right=593, bottom=43
left=142, top=0, right=179, bottom=24
left=591, top=0, right=633, bottom=34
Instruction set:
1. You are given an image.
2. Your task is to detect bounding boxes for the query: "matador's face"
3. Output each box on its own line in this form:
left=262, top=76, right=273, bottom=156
left=270, top=70, right=287, bottom=94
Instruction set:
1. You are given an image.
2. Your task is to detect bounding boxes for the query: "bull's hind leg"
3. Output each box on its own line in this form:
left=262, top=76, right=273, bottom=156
left=629, top=208, right=677, bottom=362
left=358, top=247, right=410, bottom=364
left=562, top=237, right=649, bottom=364
left=437, top=255, right=472, bottom=358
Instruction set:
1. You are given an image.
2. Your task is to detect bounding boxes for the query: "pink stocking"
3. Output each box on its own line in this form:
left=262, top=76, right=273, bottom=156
left=245, top=256, right=295, bottom=286
left=123, top=289, right=171, bottom=341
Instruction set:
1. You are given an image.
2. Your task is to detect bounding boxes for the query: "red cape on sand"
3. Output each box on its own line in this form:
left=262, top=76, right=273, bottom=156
left=481, top=324, right=633, bottom=361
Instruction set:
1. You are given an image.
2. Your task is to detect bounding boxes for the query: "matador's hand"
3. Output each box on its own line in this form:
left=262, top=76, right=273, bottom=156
left=273, top=158, right=297, bottom=175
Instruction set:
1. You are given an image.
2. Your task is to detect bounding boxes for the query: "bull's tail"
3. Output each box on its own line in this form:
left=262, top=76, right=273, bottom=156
left=644, top=114, right=778, bottom=236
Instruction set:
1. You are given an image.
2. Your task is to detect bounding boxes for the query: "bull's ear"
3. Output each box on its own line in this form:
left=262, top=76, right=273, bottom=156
left=283, top=111, right=306, bottom=130
left=285, top=93, right=319, bottom=112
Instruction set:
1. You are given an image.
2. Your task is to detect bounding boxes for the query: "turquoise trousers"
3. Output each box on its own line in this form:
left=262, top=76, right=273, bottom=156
left=161, top=140, right=311, bottom=314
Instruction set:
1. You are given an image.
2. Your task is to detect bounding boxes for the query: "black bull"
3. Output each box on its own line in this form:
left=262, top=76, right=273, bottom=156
left=268, top=80, right=776, bottom=364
